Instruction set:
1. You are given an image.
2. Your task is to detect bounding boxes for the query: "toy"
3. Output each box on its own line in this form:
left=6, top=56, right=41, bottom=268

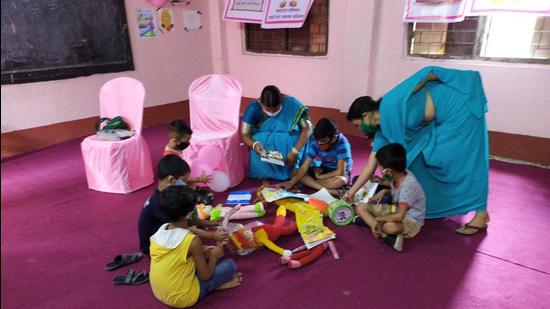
left=196, top=202, right=266, bottom=221
left=223, top=206, right=296, bottom=256
left=328, top=200, right=355, bottom=226
left=280, top=241, right=340, bottom=269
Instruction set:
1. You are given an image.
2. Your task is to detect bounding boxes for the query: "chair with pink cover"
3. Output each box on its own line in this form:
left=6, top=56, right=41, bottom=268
left=81, top=77, right=154, bottom=194
left=182, top=74, right=244, bottom=189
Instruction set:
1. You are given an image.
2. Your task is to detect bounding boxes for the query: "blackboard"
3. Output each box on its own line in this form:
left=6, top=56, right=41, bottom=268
left=1, top=0, right=134, bottom=84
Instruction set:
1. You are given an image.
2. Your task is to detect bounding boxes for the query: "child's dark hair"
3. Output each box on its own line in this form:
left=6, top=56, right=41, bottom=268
left=346, top=96, right=382, bottom=121
left=375, top=143, right=406, bottom=172
left=157, top=155, right=190, bottom=180
left=260, top=85, right=282, bottom=108
left=313, top=118, right=339, bottom=140
left=160, top=185, right=197, bottom=222
left=169, top=120, right=193, bottom=136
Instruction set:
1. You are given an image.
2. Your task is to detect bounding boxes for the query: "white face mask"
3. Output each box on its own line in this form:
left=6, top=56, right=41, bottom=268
left=263, top=106, right=282, bottom=117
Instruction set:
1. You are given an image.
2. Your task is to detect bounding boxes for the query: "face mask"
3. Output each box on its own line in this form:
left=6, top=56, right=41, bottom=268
left=319, top=143, right=331, bottom=151
left=263, top=106, right=282, bottom=117
left=382, top=168, right=393, bottom=181
left=175, top=179, right=187, bottom=186
left=175, top=141, right=190, bottom=151
left=360, top=119, right=377, bottom=133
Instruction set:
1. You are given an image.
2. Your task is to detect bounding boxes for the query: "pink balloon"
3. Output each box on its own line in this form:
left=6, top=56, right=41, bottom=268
left=209, top=171, right=230, bottom=192
left=149, top=0, right=166, bottom=7
left=198, top=145, right=223, bottom=169
left=190, top=162, right=213, bottom=179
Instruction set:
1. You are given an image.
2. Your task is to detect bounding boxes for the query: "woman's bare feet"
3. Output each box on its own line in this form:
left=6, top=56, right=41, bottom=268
left=216, top=272, right=243, bottom=290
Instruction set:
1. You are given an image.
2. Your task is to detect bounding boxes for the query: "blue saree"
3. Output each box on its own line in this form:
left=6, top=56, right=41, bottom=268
left=373, top=66, right=489, bottom=218
left=243, top=96, right=309, bottom=180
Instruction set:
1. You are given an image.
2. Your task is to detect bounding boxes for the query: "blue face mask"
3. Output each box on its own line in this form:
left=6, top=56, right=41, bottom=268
left=175, top=179, right=187, bottom=186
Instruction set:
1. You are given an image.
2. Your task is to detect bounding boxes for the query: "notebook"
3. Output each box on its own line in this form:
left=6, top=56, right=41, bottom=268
left=226, top=191, right=253, bottom=205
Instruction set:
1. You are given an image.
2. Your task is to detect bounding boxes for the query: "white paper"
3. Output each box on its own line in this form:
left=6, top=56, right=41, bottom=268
left=261, top=0, right=313, bottom=29
left=182, top=10, right=202, bottom=30
left=308, top=188, right=337, bottom=204
left=353, top=181, right=379, bottom=204
left=223, top=0, right=267, bottom=24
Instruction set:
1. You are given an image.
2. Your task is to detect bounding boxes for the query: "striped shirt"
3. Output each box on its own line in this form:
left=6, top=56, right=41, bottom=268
left=307, top=133, right=353, bottom=173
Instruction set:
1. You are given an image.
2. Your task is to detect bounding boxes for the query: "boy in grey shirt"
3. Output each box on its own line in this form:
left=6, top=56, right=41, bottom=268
left=354, top=143, right=426, bottom=252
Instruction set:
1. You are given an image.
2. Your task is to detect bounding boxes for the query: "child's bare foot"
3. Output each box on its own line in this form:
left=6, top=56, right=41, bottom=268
left=216, top=272, right=243, bottom=290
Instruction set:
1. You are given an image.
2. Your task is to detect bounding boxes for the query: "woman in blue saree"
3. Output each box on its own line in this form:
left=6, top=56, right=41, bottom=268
left=344, top=67, right=490, bottom=235
left=241, top=85, right=313, bottom=181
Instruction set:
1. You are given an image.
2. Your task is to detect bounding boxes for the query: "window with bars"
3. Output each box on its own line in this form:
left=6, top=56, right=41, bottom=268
left=244, top=0, right=329, bottom=56
left=408, top=16, right=550, bottom=64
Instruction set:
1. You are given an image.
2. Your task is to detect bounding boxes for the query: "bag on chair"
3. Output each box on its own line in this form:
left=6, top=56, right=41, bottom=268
left=95, top=117, right=135, bottom=141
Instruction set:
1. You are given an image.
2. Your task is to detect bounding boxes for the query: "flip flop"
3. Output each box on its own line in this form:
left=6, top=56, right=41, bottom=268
left=455, top=224, right=488, bottom=235
left=113, top=269, right=149, bottom=285
left=105, top=252, right=143, bottom=271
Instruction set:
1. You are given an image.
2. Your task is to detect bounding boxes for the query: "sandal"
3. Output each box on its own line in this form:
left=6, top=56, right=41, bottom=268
left=455, top=224, right=488, bottom=235
left=113, top=269, right=149, bottom=285
left=105, top=252, right=143, bottom=271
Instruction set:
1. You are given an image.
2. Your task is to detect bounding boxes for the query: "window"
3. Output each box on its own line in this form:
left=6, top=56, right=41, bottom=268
left=408, top=16, right=550, bottom=63
left=244, top=0, right=329, bottom=56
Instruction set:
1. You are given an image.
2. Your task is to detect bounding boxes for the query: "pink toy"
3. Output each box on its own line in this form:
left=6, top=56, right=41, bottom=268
left=81, top=77, right=154, bottom=193
left=279, top=241, right=340, bottom=269
left=182, top=75, right=245, bottom=188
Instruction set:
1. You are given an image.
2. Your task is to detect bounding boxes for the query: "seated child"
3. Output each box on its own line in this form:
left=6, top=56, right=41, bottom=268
left=138, top=155, right=228, bottom=255
left=164, top=119, right=211, bottom=187
left=150, top=186, right=242, bottom=308
left=283, top=117, right=353, bottom=197
left=354, top=143, right=426, bottom=252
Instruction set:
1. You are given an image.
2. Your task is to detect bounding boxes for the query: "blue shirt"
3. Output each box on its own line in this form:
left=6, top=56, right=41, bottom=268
left=307, top=133, right=353, bottom=173
left=138, top=189, right=166, bottom=255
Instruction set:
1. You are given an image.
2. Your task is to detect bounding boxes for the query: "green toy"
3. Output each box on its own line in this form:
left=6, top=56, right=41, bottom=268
left=328, top=200, right=355, bottom=226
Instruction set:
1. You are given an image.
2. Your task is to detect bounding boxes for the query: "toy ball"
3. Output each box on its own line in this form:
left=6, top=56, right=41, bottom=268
left=328, top=200, right=355, bottom=226
left=149, top=0, right=166, bottom=7
left=190, top=161, right=213, bottom=179
left=209, top=171, right=230, bottom=192
left=198, top=145, right=223, bottom=169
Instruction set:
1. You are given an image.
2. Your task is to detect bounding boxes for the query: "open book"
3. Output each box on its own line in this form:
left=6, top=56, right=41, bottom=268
left=295, top=206, right=336, bottom=249
left=260, top=150, right=285, bottom=166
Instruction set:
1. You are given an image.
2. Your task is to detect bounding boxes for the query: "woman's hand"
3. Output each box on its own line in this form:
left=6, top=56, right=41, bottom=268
left=286, top=151, right=297, bottom=167
left=253, top=142, right=267, bottom=157
left=342, top=190, right=355, bottom=203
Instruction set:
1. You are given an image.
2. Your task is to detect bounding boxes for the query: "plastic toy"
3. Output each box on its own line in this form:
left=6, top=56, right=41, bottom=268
left=196, top=203, right=266, bottom=221
left=223, top=206, right=297, bottom=256
left=328, top=200, right=355, bottom=226
left=280, top=241, right=340, bottom=269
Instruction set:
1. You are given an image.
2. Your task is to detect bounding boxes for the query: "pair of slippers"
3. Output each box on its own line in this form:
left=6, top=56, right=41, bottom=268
left=456, top=224, right=488, bottom=235
left=105, top=253, right=148, bottom=285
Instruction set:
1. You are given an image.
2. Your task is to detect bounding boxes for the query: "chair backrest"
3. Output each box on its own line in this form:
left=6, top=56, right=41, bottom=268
left=188, top=74, right=242, bottom=133
left=99, top=77, right=146, bottom=135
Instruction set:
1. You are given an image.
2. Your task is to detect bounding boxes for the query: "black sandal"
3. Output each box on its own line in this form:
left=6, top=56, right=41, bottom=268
left=105, top=252, right=143, bottom=271
left=113, top=269, right=149, bottom=285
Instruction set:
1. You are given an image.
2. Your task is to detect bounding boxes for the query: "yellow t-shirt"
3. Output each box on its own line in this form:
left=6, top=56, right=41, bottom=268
left=150, top=224, right=200, bottom=308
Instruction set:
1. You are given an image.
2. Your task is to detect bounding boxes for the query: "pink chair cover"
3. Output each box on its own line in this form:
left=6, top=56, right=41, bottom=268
left=81, top=77, right=154, bottom=194
left=182, top=74, right=245, bottom=187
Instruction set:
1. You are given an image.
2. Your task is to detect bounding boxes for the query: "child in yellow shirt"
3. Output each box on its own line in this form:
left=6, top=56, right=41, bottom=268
left=149, top=186, right=242, bottom=308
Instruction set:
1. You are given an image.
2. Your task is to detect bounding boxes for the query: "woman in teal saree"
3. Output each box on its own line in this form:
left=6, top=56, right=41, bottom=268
left=344, top=66, right=490, bottom=235
left=241, top=85, right=313, bottom=181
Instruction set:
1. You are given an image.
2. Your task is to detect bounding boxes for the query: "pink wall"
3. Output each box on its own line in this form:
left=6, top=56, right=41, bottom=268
left=217, top=0, right=550, bottom=138
left=1, top=0, right=213, bottom=133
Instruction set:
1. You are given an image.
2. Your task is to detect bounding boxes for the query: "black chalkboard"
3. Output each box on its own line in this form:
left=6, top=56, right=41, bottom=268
left=1, top=0, right=134, bottom=84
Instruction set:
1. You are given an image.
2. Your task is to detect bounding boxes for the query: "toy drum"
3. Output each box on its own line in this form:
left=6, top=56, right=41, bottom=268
left=328, top=200, right=354, bottom=226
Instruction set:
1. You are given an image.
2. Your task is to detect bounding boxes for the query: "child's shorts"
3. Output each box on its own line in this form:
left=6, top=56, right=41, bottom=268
left=308, top=167, right=351, bottom=183
left=367, top=204, right=421, bottom=238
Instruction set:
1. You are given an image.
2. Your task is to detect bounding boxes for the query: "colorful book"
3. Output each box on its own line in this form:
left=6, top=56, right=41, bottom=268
left=260, top=150, right=285, bottom=166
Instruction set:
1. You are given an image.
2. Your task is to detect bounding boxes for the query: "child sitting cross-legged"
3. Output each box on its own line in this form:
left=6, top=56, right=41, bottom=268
left=138, top=155, right=227, bottom=256
left=150, top=186, right=242, bottom=308
left=283, top=117, right=353, bottom=197
left=354, top=143, right=426, bottom=252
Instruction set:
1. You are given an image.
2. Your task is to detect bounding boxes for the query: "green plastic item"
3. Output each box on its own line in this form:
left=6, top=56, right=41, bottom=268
left=328, top=200, right=355, bottom=226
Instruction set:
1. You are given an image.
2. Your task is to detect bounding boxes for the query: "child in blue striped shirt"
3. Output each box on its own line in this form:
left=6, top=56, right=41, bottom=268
left=283, top=118, right=353, bottom=197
